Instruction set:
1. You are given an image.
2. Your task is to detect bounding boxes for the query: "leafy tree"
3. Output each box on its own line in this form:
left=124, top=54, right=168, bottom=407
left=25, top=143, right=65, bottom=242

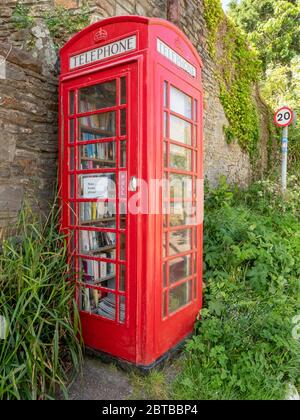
left=228, top=0, right=300, bottom=70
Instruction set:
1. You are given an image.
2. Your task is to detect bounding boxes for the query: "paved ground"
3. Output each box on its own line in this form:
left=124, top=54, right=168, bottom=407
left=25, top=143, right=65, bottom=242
left=67, top=356, right=133, bottom=400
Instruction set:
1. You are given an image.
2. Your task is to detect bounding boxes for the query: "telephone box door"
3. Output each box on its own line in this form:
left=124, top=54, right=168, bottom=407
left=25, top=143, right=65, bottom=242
left=155, top=65, right=203, bottom=357
left=61, top=61, right=139, bottom=361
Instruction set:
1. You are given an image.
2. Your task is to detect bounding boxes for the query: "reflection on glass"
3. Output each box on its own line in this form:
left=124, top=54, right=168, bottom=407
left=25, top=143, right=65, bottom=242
left=169, top=281, right=192, bottom=314
left=120, top=141, right=126, bottom=168
left=70, top=175, right=75, bottom=198
left=164, top=82, right=168, bottom=108
left=80, top=142, right=116, bottom=170
left=80, top=287, right=102, bottom=314
left=70, top=119, right=75, bottom=143
left=69, top=91, right=75, bottom=115
left=164, top=142, right=168, bottom=167
left=169, top=202, right=196, bottom=227
left=170, top=144, right=192, bottom=171
left=70, top=202, right=76, bottom=226
left=80, top=258, right=116, bottom=287
left=169, top=229, right=192, bottom=256
left=119, top=201, right=127, bottom=230
left=194, top=99, right=198, bottom=122
left=79, top=112, right=116, bottom=141
left=164, top=112, right=168, bottom=138
left=79, top=173, right=116, bottom=199
left=163, top=262, right=167, bottom=288
left=121, top=109, right=126, bottom=136
left=169, top=174, right=193, bottom=200
left=119, top=295, right=125, bottom=323
left=121, top=77, right=127, bottom=105
left=170, top=86, right=192, bottom=119
left=79, top=81, right=116, bottom=113
left=80, top=201, right=116, bottom=228
left=120, top=234, right=126, bottom=261
left=163, top=291, right=167, bottom=318
left=169, top=254, right=192, bottom=284
left=170, top=115, right=192, bottom=145
left=163, top=233, right=167, bottom=258
left=119, top=265, right=126, bottom=291
left=79, top=230, right=116, bottom=256
left=69, top=147, right=75, bottom=171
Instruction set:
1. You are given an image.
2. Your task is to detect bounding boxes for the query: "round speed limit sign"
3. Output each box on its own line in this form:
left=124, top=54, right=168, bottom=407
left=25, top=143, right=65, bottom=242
left=274, top=107, right=294, bottom=127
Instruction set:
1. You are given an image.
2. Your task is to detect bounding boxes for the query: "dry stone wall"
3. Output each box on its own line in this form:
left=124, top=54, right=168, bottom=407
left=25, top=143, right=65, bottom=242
left=0, top=0, right=270, bottom=229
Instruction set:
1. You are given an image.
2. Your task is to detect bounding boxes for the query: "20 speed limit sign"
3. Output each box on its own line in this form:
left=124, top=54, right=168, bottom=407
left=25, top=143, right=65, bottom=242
left=274, top=107, right=294, bottom=127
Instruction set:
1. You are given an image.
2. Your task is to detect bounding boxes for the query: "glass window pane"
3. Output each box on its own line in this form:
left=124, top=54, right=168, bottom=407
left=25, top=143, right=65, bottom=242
left=79, top=112, right=116, bottom=141
left=169, top=202, right=196, bottom=227
left=70, top=175, right=75, bottom=198
left=163, top=262, right=167, bottom=288
left=79, top=81, right=116, bottom=113
left=169, top=229, right=192, bottom=256
left=69, top=91, right=75, bottom=115
left=119, top=201, right=127, bottom=230
left=79, top=142, right=116, bottom=170
left=169, top=281, right=192, bottom=314
left=69, top=119, right=75, bottom=143
left=119, top=295, right=125, bottom=323
left=164, top=142, right=168, bottom=167
left=80, top=286, right=101, bottom=314
left=121, top=77, right=126, bottom=105
left=69, top=202, right=77, bottom=226
left=170, top=144, right=192, bottom=171
left=170, top=115, right=192, bottom=145
left=169, top=255, right=192, bottom=284
left=163, top=291, right=168, bottom=318
left=164, top=82, right=168, bottom=108
left=169, top=174, right=193, bottom=200
left=170, top=86, right=192, bottom=119
left=69, top=147, right=75, bottom=171
left=79, top=230, right=116, bottom=256
left=119, top=265, right=126, bottom=291
left=98, top=292, right=116, bottom=321
left=164, top=112, right=168, bottom=138
left=80, top=259, right=116, bottom=288
left=121, top=109, right=126, bottom=136
left=163, top=233, right=167, bottom=258
left=194, top=99, right=198, bottom=122
left=119, top=233, right=126, bottom=261
left=79, top=173, right=116, bottom=199
left=120, top=141, right=126, bottom=168
left=80, top=201, right=116, bottom=228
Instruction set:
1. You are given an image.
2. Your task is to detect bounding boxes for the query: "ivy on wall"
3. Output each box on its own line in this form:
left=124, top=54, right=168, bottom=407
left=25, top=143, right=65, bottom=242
left=203, top=0, right=261, bottom=159
left=12, top=1, right=90, bottom=47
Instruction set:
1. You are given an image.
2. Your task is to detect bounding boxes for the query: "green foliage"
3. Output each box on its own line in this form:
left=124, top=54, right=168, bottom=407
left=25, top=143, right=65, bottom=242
left=12, top=2, right=34, bottom=29
left=0, top=204, right=82, bottom=400
left=229, top=0, right=300, bottom=69
left=173, top=177, right=300, bottom=400
left=228, top=0, right=300, bottom=166
left=203, top=0, right=224, bottom=55
left=203, top=1, right=262, bottom=157
left=45, top=3, right=90, bottom=45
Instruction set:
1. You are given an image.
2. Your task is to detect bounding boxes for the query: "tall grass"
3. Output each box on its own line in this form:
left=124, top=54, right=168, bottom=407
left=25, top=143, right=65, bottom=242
left=0, top=204, right=82, bottom=400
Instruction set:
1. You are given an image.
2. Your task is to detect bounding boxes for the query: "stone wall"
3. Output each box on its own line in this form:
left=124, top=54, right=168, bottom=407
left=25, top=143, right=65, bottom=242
left=0, top=0, right=271, bottom=229
left=0, top=42, right=58, bottom=228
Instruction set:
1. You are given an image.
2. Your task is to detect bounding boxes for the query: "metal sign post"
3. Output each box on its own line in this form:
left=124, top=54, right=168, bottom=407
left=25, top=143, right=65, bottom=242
left=274, top=107, right=294, bottom=194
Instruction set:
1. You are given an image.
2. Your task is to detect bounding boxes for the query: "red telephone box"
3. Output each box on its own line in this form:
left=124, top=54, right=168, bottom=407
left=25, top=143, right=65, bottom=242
left=59, top=16, right=204, bottom=369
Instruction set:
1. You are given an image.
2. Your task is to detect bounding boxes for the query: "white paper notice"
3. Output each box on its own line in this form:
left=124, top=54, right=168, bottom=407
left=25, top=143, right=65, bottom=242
left=83, top=177, right=109, bottom=199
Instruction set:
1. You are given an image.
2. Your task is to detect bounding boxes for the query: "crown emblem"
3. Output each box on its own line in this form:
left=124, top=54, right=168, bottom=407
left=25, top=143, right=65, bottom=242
left=94, top=28, right=108, bottom=43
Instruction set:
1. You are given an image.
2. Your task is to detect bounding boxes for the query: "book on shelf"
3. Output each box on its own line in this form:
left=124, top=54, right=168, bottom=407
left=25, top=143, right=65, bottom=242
left=100, top=253, right=107, bottom=278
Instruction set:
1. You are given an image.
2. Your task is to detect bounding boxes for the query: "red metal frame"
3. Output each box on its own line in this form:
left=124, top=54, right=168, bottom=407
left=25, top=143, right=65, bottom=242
left=59, top=16, right=203, bottom=367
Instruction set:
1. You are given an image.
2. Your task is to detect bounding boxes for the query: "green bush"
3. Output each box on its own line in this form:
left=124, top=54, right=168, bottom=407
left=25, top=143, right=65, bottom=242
left=0, top=205, right=82, bottom=400
left=173, top=176, right=300, bottom=400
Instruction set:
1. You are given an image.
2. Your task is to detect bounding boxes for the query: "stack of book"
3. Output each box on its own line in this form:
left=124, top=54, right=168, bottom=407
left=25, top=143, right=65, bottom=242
left=80, top=201, right=115, bottom=224
left=98, top=294, right=125, bottom=322
left=80, top=230, right=116, bottom=254
left=81, top=142, right=115, bottom=170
